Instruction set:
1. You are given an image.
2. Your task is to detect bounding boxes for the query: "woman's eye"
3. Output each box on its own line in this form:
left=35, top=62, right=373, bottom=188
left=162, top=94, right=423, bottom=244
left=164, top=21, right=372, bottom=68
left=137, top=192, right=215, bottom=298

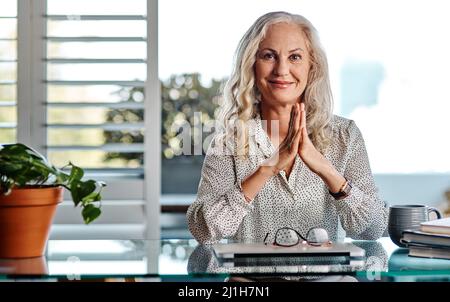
left=290, top=54, right=302, bottom=61
left=262, top=53, right=275, bottom=60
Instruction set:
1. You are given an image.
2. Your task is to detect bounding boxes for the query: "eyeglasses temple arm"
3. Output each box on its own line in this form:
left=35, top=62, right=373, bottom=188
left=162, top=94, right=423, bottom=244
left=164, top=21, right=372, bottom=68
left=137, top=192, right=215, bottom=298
left=263, top=232, right=269, bottom=245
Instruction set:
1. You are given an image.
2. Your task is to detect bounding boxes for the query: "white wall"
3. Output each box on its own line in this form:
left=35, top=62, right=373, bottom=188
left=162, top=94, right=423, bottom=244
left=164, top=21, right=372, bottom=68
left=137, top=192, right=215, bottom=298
left=375, top=174, right=450, bottom=210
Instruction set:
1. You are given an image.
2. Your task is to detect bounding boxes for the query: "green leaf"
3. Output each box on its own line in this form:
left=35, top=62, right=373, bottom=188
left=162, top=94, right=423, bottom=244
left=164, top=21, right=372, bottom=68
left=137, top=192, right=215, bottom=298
left=68, top=163, right=84, bottom=184
left=82, top=204, right=101, bottom=224
left=0, top=162, right=23, bottom=174
left=70, top=180, right=96, bottom=207
left=81, top=192, right=101, bottom=204
left=56, top=171, right=70, bottom=183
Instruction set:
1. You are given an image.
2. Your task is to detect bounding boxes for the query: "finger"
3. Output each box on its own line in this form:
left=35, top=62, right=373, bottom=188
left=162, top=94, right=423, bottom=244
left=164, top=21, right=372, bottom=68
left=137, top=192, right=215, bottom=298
left=294, top=125, right=302, bottom=146
left=290, top=128, right=302, bottom=153
left=297, top=104, right=303, bottom=145
left=288, top=105, right=296, bottom=130
left=301, top=125, right=308, bottom=142
left=301, top=103, right=307, bottom=131
left=292, top=105, right=298, bottom=129
left=289, top=131, right=298, bottom=153
left=286, top=105, right=298, bottom=145
left=295, top=103, right=301, bottom=132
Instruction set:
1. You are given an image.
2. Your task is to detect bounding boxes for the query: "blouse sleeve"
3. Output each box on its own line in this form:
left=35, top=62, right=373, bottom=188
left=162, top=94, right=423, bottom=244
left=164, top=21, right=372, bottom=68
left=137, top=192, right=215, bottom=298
left=186, top=136, right=254, bottom=243
left=333, top=121, right=388, bottom=240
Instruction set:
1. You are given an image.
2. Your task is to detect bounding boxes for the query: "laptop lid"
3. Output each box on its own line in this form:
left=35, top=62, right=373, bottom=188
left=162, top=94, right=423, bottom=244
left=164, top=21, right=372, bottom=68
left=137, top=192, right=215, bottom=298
left=212, top=242, right=366, bottom=259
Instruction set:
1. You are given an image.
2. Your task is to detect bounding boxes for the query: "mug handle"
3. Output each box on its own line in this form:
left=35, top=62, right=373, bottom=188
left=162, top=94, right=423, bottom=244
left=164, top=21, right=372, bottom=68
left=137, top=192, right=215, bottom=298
left=427, top=207, right=442, bottom=220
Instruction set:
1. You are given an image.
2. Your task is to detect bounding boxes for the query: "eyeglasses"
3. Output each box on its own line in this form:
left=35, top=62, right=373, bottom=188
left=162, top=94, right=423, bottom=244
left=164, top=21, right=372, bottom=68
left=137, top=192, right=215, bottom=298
left=264, top=227, right=332, bottom=247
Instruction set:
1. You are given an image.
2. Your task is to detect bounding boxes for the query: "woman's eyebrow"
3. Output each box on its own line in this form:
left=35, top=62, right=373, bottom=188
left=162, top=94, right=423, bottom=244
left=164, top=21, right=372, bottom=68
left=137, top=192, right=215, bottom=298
left=260, top=47, right=304, bottom=53
left=289, top=48, right=304, bottom=53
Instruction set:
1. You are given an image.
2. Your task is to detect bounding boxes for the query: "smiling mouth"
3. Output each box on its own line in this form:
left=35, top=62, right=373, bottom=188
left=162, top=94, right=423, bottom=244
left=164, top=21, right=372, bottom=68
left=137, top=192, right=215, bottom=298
left=268, top=80, right=295, bottom=88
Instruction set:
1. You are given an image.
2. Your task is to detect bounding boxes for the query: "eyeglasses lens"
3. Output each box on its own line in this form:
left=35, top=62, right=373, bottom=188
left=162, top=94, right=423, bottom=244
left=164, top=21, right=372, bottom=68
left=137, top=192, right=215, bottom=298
left=275, top=228, right=299, bottom=246
left=306, top=228, right=329, bottom=246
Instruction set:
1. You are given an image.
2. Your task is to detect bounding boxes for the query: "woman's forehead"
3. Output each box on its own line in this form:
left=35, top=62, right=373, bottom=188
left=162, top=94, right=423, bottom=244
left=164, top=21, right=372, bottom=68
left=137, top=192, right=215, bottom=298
left=260, top=22, right=308, bottom=50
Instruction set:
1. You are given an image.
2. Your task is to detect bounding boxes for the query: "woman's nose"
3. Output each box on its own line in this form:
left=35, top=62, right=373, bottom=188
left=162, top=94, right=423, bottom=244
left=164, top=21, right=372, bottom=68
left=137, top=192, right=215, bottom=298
left=273, top=58, right=290, bottom=76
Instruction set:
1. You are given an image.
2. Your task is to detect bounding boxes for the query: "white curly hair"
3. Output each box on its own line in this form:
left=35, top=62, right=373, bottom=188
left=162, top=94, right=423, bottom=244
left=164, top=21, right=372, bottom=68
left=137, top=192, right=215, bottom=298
left=217, top=11, right=333, bottom=157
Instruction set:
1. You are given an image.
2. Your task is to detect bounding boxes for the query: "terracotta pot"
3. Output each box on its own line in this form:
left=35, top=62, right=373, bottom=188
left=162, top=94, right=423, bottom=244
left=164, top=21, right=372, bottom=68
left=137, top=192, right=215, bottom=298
left=0, top=256, right=48, bottom=275
left=0, top=186, right=63, bottom=258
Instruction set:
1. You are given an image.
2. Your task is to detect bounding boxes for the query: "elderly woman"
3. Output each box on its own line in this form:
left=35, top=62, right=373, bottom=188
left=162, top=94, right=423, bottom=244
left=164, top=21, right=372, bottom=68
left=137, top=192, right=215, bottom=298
left=187, top=11, right=388, bottom=244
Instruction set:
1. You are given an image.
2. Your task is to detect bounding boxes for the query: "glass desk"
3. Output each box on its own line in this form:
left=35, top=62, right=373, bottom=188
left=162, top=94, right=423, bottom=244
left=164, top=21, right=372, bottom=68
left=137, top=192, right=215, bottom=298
left=1, top=237, right=450, bottom=282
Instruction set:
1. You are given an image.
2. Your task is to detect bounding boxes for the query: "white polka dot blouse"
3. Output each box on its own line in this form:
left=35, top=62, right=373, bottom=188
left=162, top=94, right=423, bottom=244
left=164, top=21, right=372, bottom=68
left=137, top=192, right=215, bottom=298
left=187, top=111, right=388, bottom=244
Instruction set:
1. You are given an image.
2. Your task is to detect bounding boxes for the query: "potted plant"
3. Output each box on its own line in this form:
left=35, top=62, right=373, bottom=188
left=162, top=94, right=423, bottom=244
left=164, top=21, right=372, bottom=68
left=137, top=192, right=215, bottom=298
left=0, top=143, right=105, bottom=258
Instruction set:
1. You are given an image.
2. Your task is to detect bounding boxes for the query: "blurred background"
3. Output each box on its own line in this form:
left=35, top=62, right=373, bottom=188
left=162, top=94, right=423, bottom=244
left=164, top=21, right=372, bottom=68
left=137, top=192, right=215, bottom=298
left=1, top=0, right=450, bottom=248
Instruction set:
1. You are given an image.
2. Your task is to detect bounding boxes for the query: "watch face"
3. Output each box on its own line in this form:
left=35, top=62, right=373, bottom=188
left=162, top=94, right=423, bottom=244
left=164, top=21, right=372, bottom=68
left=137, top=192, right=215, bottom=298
left=343, top=180, right=352, bottom=195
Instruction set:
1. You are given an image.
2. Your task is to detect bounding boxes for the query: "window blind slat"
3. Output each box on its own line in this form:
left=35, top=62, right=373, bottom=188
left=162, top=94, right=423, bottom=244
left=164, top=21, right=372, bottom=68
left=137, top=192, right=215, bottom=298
left=79, top=168, right=144, bottom=178
left=46, top=80, right=145, bottom=86
left=47, top=102, right=144, bottom=109
left=45, top=15, right=146, bottom=21
left=45, top=37, right=145, bottom=42
left=47, top=123, right=144, bottom=130
left=46, top=58, right=146, bottom=64
left=47, top=143, right=144, bottom=152
left=0, top=101, right=16, bottom=106
left=0, top=123, right=16, bottom=129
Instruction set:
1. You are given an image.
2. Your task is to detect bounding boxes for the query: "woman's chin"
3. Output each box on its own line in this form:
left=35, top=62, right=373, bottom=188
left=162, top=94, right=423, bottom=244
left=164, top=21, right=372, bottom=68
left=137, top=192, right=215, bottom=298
left=265, top=94, right=299, bottom=106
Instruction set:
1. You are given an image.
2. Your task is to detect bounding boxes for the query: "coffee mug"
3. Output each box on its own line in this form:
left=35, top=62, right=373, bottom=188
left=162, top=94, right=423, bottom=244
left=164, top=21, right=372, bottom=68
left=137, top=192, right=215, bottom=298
left=388, top=204, right=442, bottom=247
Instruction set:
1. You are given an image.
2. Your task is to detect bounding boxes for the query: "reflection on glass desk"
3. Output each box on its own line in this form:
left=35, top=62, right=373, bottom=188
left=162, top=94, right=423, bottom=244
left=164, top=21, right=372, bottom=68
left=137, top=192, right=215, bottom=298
left=0, top=237, right=449, bottom=281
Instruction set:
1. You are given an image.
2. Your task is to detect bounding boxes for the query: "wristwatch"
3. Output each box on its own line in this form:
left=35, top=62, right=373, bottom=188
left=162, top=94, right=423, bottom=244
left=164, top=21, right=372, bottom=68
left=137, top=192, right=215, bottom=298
left=329, top=178, right=352, bottom=200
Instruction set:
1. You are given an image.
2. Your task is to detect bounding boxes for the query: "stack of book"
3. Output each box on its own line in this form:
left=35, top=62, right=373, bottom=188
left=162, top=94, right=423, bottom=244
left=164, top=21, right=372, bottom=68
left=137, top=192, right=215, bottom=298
left=400, top=217, right=450, bottom=260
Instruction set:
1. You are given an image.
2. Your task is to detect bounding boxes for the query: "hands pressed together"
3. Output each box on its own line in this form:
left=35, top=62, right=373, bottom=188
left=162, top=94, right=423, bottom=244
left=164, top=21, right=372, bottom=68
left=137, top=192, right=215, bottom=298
left=262, top=102, right=330, bottom=178
left=242, top=102, right=346, bottom=202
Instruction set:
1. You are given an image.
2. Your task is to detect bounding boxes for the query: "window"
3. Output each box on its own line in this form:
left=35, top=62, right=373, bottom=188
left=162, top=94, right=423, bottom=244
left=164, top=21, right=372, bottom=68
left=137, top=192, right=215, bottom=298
left=45, top=0, right=147, bottom=198
left=160, top=0, right=450, bottom=174
left=1, top=0, right=160, bottom=238
left=159, top=0, right=450, bottom=207
left=45, top=0, right=147, bottom=172
left=0, top=0, right=17, bottom=144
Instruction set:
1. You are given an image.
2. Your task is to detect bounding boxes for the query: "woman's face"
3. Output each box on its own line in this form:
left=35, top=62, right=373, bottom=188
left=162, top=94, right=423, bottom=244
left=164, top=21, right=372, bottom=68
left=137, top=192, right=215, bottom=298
left=254, top=22, right=311, bottom=107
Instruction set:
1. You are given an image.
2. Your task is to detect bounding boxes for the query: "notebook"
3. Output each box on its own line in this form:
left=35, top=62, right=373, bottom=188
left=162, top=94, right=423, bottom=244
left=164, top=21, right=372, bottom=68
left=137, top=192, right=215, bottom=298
left=401, top=230, right=450, bottom=248
left=420, top=217, right=450, bottom=235
left=409, top=245, right=450, bottom=260
left=212, top=242, right=365, bottom=259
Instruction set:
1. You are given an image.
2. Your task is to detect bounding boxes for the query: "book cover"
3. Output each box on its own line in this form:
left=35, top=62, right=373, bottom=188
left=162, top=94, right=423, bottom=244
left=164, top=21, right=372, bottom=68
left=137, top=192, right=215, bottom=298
left=420, top=217, right=450, bottom=235
left=401, top=230, right=450, bottom=248
left=408, top=245, right=450, bottom=260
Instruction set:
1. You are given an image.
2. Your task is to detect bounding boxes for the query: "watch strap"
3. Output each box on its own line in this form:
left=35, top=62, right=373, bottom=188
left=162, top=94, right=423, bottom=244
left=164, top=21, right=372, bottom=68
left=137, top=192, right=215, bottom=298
left=329, top=179, right=352, bottom=200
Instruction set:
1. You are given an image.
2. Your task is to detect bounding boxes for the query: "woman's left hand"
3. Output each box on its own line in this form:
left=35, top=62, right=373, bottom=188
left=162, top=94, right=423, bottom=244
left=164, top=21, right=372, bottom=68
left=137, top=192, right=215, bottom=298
left=297, top=103, right=329, bottom=175
left=297, top=103, right=347, bottom=193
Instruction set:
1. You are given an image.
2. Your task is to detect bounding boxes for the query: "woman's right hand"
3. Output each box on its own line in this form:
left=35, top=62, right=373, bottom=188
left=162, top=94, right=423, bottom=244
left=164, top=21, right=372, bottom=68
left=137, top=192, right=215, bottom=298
left=261, top=103, right=302, bottom=176
left=240, top=103, right=301, bottom=201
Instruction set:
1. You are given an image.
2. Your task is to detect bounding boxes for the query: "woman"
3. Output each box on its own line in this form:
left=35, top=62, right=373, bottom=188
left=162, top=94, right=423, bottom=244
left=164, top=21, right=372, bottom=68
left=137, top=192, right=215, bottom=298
left=187, top=11, right=388, bottom=244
